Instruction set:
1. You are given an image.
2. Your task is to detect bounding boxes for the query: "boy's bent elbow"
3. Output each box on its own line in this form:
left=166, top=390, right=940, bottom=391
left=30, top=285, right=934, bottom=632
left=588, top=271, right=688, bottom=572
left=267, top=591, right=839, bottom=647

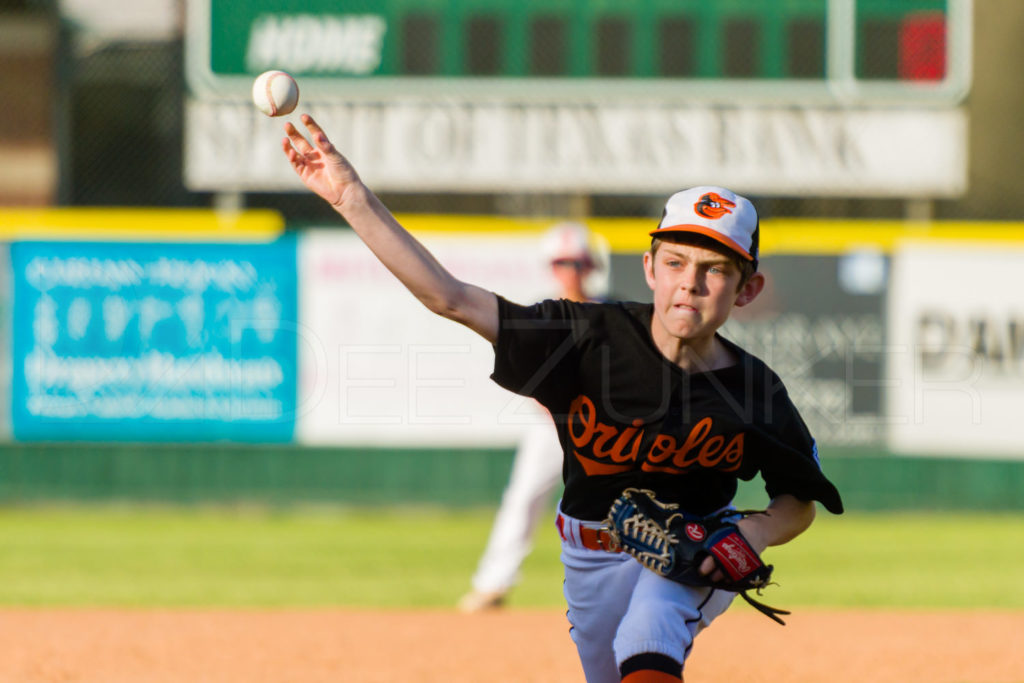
left=799, top=499, right=816, bottom=531
left=761, top=495, right=817, bottom=547
left=420, top=288, right=467, bottom=321
left=786, top=496, right=817, bottom=530
left=420, top=284, right=498, bottom=342
left=418, top=292, right=450, bottom=318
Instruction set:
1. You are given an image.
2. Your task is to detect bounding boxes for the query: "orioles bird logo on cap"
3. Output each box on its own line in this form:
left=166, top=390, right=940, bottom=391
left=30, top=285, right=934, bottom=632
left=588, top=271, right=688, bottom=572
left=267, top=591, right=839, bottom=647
left=694, top=192, right=735, bottom=220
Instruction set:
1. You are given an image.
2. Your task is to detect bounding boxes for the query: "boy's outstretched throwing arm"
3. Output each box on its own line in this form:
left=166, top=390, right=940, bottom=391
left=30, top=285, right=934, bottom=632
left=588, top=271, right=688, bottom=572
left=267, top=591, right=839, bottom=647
left=282, top=113, right=499, bottom=343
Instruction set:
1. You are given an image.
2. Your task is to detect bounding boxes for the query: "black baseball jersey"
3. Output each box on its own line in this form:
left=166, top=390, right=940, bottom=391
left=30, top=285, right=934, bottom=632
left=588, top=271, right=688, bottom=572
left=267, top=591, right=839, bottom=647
left=491, top=296, right=844, bottom=522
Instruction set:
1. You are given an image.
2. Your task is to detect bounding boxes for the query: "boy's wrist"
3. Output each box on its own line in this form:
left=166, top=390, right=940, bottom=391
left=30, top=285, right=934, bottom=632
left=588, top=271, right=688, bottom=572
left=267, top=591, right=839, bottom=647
left=737, top=516, right=770, bottom=554
left=334, top=181, right=370, bottom=215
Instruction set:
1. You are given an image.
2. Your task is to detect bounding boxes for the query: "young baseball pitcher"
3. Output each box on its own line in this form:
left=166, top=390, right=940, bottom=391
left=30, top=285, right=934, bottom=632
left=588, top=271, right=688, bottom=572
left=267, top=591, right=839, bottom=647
left=281, top=114, right=843, bottom=683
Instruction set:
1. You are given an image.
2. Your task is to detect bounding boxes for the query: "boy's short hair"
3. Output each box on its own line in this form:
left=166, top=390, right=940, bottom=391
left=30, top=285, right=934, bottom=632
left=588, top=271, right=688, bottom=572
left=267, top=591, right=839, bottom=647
left=650, top=233, right=758, bottom=289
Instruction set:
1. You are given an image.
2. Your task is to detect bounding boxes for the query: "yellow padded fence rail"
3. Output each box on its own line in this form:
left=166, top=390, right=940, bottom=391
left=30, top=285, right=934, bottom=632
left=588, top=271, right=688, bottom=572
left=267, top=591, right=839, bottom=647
left=395, top=214, right=1024, bottom=254
left=2, top=210, right=1021, bottom=253
left=0, top=208, right=285, bottom=242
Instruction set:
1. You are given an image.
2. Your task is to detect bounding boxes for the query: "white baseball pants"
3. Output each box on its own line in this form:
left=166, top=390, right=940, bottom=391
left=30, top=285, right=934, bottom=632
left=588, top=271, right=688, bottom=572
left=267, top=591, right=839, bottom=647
left=557, top=507, right=736, bottom=683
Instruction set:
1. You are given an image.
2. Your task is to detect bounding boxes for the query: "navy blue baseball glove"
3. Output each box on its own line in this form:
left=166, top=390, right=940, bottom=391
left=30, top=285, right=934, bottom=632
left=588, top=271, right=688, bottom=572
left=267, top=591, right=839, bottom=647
left=602, top=487, right=790, bottom=625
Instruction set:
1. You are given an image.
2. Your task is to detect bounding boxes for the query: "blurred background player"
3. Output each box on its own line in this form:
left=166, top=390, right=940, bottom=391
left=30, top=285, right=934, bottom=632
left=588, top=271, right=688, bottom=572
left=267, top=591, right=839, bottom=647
left=457, top=221, right=606, bottom=613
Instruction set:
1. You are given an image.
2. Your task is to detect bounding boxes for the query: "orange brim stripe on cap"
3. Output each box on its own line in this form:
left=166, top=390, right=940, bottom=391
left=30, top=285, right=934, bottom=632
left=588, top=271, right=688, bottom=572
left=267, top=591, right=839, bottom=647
left=649, top=224, right=754, bottom=261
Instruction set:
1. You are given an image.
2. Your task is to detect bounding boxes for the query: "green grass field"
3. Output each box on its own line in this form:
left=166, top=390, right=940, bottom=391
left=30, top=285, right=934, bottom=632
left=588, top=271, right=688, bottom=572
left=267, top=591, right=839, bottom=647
left=0, top=505, right=1021, bottom=609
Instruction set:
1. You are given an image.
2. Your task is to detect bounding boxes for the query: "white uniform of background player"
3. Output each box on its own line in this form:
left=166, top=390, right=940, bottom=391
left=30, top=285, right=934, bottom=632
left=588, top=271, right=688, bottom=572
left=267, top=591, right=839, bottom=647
left=458, top=222, right=608, bottom=612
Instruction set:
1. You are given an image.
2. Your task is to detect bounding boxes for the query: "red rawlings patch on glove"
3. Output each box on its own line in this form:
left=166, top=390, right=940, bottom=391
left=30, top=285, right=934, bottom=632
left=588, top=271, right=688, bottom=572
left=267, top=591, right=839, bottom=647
left=708, top=530, right=763, bottom=582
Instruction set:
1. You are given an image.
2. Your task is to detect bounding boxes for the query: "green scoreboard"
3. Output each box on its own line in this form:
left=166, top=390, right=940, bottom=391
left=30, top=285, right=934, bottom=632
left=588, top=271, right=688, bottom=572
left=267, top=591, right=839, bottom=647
left=187, top=0, right=968, bottom=103
left=183, top=0, right=970, bottom=197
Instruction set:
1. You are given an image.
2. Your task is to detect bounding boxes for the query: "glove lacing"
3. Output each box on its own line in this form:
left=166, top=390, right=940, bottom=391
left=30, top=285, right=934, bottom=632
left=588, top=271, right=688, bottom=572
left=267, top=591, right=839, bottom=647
left=617, top=512, right=679, bottom=573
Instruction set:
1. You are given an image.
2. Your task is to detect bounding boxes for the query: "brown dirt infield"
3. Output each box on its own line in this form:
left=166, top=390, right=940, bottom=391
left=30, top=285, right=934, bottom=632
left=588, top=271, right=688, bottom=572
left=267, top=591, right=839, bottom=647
left=1, top=608, right=1021, bottom=682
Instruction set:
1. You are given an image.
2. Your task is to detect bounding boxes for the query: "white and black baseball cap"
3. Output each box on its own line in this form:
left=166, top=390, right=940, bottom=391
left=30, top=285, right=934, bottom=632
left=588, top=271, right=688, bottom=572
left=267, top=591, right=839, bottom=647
left=650, top=186, right=760, bottom=269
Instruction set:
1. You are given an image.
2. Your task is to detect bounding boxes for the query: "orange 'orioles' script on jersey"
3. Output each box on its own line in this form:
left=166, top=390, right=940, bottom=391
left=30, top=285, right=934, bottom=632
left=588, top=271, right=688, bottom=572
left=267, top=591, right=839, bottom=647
left=568, top=393, right=744, bottom=477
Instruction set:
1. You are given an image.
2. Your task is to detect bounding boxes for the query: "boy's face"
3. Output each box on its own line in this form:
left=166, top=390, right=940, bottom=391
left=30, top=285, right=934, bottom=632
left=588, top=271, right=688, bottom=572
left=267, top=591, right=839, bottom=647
left=643, top=241, right=762, bottom=345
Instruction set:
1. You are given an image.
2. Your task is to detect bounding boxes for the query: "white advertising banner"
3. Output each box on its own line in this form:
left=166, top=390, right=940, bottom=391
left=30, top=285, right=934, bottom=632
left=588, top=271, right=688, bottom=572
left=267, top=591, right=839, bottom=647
left=887, top=243, right=1024, bottom=458
left=186, top=100, right=966, bottom=197
left=297, top=229, right=563, bottom=446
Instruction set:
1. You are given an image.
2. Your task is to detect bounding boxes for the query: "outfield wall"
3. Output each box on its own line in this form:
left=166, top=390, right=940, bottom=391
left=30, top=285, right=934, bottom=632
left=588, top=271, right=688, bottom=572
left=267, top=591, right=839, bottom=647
left=0, top=209, right=1021, bottom=511
left=0, top=443, right=1022, bottom=512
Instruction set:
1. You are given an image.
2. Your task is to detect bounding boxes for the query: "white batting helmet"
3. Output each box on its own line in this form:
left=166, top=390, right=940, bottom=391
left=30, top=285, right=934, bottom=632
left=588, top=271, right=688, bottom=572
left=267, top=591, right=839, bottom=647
left=540, top=222, right=599, bottom=268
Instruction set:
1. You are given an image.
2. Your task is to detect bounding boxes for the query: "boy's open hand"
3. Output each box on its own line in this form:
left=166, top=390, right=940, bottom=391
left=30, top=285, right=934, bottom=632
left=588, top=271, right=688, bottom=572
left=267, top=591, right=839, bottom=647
left=282, top=114, right=361, bottom=210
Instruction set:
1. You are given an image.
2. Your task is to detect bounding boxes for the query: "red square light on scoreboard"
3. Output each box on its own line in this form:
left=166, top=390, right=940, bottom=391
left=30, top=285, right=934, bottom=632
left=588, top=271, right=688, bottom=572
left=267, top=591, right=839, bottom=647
left=899, top=12, right=947, bottom=81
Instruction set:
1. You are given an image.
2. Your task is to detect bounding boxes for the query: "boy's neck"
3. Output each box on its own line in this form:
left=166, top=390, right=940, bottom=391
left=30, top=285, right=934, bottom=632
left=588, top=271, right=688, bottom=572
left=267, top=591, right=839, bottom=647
left=561, top=288, right=585, bottom=302
left=652, top=330, right=734, bottom=373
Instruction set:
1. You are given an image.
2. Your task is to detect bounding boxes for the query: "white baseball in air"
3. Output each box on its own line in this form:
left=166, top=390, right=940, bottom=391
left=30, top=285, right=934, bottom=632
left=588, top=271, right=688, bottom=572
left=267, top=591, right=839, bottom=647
left=251, top=70, right=299, bottom=117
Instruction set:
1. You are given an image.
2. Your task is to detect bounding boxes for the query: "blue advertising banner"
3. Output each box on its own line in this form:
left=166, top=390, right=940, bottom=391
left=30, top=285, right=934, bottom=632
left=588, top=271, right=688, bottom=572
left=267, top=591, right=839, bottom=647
left=11, top=238, right=297, bottom=442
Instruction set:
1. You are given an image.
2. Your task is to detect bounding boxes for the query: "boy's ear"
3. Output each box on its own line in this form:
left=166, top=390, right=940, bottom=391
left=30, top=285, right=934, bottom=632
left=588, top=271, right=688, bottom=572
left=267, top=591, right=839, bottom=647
left=642, top=250, right=656, bottom=291
left=734, top=271, right=766, bottom=307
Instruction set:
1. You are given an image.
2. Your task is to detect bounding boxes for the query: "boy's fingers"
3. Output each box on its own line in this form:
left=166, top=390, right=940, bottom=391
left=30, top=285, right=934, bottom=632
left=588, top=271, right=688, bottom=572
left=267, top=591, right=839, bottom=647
left=281, top=137, right=298, bottom=160
left=283, top=122, right=314, bottom=154
left=300, top=114, right=336, bottom=152
left=301, top=114, right=325, bottom=140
